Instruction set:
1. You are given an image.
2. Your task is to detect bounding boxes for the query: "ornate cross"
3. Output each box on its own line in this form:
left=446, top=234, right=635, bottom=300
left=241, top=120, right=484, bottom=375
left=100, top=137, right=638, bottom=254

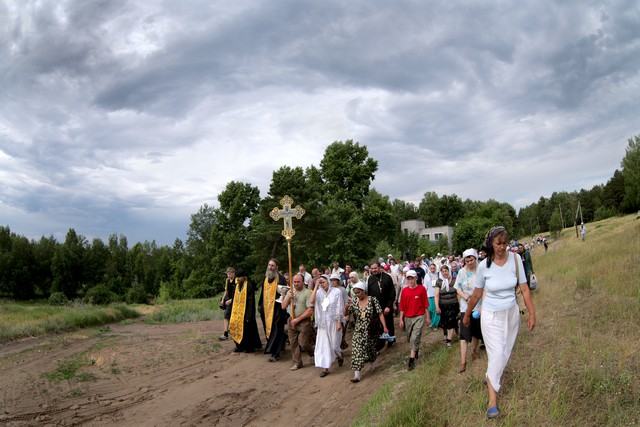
left=270, top=195, right=305, bottom=239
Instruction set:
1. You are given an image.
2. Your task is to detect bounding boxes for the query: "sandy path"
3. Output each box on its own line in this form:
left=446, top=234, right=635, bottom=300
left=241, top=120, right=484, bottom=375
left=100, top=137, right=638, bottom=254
left=0, top=318, right=423, bottom=426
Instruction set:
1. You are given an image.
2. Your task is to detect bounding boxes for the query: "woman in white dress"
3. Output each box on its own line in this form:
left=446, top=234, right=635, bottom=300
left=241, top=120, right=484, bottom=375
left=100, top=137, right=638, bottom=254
left=310, top=274, right=344, bottom=377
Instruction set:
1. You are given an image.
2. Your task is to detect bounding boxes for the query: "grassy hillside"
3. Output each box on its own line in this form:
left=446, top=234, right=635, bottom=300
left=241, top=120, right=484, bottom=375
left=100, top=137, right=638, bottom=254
left=355, top=214, right=640, bottom=426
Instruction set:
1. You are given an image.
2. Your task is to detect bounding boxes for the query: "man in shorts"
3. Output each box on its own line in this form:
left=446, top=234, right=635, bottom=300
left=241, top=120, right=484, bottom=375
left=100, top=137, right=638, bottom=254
left=398, top=270, right=430, bottom=370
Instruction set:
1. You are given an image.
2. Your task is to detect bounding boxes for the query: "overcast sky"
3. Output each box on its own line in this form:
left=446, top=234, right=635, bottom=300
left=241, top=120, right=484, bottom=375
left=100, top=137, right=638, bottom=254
left=1, top=1, right=639, bottom=246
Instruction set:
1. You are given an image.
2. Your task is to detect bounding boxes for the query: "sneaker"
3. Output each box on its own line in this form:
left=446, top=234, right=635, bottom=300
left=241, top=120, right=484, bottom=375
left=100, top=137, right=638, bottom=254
left=218, top=334, right=229, bottom=341
left=290, top=365, right=301, bottom=371
left=446, top=340, right=452, bottom=348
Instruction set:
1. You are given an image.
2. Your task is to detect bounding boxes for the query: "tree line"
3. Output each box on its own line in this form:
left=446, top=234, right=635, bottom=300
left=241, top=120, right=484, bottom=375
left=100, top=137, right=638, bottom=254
left=2, top=136, right=638, bottom=303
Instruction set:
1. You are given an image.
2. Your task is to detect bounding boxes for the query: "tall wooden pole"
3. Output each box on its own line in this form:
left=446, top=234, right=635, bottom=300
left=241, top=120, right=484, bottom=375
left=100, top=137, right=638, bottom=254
left=286, top=237, right=293, bottom=318
left=270, top=195, right=305, bottom=321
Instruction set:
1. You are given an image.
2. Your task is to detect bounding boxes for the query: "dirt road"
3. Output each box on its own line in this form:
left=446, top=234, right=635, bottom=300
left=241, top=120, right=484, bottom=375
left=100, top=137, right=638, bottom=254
left=0, top=318, right=422, bottom=426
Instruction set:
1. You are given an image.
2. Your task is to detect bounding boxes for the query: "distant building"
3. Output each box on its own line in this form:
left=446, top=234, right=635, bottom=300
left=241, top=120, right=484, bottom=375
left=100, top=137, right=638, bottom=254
left=401, top=220, right=454, bottom=252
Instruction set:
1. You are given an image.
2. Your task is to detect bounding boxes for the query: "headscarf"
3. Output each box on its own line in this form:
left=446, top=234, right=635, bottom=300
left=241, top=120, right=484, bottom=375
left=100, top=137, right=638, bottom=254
left=439, top=264, right=451, bottom=291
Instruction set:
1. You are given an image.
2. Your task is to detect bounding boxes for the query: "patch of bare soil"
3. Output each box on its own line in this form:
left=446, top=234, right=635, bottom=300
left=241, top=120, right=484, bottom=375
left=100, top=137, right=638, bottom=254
left=0, top=318, right=438, bottom=426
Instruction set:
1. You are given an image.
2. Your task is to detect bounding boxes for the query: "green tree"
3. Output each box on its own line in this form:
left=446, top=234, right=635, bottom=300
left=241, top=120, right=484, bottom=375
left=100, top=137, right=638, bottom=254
left=51, top=229, right=88, bottom=298
left=32, top=235, right=57, bottom=297
left=391, top=199, right=418, bottom=222
left=602, top=171, right=625, bottom=211
left=452, top=216, right=494, bottom=254
left=548, top=210, right=563, bottom=238
left=85, top=238, right=109, bottom=287
left=209, top=181, right=261, bottom=287
left=418, top=192, right=441, bottom=226
left=104, top=234, right=130, bottom=297
left=621, top=135, right=640, bottom=212
left=319, top=140, right=378, bottom=208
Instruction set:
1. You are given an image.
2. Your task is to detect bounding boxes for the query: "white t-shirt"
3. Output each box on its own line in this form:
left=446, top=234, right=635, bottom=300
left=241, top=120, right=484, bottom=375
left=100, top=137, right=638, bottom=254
left=426, top=271, right=438, bottom=298
left=476, top=252, right=527, bottom=312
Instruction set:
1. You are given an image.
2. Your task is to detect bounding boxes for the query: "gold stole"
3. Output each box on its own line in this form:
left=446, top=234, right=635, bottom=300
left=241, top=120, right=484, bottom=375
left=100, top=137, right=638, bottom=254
left=229, top=281, right=247, bottom=343
left=263, top=276, right=278, bottom=339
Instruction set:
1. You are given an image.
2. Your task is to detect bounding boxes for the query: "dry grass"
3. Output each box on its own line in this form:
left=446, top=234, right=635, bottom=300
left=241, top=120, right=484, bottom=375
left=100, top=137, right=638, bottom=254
left=355, top=214, right=640, bottom=426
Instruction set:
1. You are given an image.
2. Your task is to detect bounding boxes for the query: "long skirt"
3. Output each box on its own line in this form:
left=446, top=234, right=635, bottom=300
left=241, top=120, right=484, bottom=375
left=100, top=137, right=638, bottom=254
left=350, top=329, right=377, bottom=371
left=438, top=301, right=460, bottom=331
left=314, top=320, right=342, bottom=369
left=428, top=296, right=440, bottom=327
left=481, top=304, right=520, bottom=392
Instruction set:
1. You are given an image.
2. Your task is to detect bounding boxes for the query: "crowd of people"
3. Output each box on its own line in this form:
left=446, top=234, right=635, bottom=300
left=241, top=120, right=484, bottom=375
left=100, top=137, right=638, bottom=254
left=217, top=226, right=537, bottom=419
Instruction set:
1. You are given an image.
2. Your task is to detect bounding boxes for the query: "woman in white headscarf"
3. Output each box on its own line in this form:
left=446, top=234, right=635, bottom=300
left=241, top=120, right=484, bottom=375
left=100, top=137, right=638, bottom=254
left=310, top=274, right=344, bottom=377
left=463, top=226, right=536, bottom=419
left=434, top=264, right=459, bottom=348
left=454, top=248, right=482, bottom=373
left=345, top=281, right=389, bottom=383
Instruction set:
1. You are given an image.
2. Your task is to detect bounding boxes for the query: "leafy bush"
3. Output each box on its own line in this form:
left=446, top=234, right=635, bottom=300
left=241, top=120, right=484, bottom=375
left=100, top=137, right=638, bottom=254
left=85, top=284, right=117, bottom=305
left=184, top=284, right=215, bottom=299
left=593, top=205, right=617, bottom=222
left=125, top=278, right=148, bottom=304
left=48, top=292, right=69, bottom=306
left=156, top=280, right=183, bottom=304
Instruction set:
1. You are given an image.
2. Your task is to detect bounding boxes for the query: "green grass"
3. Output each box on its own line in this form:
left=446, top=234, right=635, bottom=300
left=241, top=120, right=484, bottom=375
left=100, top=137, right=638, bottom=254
left=0, top=302, right=140, bottom=343
left=0, top=296, right=225, bottom=342
left=143, top=298, right=223, bottom=324
left=42, top=355, right=97, bottom=383
left=354, top=214, right=640, bottom=426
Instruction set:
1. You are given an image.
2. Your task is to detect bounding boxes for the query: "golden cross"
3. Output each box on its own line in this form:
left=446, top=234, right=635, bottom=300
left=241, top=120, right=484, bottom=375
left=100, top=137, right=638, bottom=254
left=270, top=195, right=305, bottom=239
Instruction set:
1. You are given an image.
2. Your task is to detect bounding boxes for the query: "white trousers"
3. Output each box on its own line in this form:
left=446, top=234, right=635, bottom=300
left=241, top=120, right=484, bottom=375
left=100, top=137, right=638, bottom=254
left=480, top=304, right=520, bottom=392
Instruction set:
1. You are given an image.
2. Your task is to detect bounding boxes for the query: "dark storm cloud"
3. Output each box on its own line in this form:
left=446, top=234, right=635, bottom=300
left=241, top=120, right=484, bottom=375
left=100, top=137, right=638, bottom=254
left=1, top=0, right=638, bottom=245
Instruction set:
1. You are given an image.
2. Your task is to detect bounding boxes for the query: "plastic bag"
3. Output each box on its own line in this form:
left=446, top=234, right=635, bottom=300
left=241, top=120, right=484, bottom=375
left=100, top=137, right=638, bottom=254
left=529, top=274, right=538, bottom=290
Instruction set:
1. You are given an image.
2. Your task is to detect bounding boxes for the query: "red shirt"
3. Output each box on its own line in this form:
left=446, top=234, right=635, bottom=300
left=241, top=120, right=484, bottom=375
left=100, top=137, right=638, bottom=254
left=399, top=285, right=429, bottom=317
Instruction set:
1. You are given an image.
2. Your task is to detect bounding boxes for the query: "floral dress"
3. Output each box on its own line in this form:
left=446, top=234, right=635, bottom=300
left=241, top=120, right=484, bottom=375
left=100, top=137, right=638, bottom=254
left=348, top=296, right=383, bottom=371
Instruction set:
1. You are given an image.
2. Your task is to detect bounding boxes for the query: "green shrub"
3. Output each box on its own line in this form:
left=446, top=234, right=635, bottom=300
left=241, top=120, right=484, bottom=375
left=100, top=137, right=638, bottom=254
left=85, top=284, right=117, bottom=305
left=126, top=278, right=148, bottom=304
left=48, top=292, right=69, bottom=306
left=184, top=284, right=214, bottom=299
left=157, top=280, right=183, bottom=304
left=593, top=205, right=617, bottom=221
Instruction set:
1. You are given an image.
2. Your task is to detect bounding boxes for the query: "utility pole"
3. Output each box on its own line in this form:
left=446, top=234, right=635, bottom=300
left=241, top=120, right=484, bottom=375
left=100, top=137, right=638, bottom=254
left=574, top=201, right=581, bottom=238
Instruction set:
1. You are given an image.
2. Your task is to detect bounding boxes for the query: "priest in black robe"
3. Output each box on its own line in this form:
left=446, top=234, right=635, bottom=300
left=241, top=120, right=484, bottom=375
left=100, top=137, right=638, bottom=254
left=258, top=258, right=289, bottom=362
left=229, top=269, right=262, bottom=353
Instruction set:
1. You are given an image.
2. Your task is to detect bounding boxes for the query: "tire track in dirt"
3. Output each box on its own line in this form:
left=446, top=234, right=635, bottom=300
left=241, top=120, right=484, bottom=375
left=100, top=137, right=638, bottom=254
left=1, top=318, right=443, bottom=426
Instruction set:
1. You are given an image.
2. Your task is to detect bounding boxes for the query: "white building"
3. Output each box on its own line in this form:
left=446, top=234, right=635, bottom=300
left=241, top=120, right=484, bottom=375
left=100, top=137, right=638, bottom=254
left=400, top=220, right=453, bottom=251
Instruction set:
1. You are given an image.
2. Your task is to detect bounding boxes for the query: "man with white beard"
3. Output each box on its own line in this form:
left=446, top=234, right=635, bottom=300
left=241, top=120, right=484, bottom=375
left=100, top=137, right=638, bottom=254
left=258, top=258, right=288, bottom=362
